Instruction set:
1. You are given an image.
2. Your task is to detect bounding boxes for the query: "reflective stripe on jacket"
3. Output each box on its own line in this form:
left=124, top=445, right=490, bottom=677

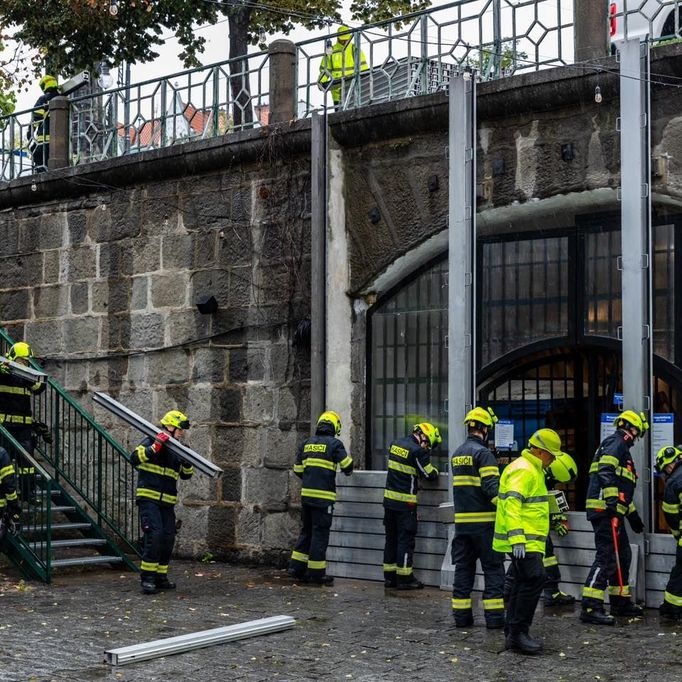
left=493, top=449, right=549, bottom=555
left=663, top=463, right=682, bottom=547
left=383, top=435, right=438, bottom=511
left=585, top=429, right=637, bottom=521
left=293, top=423, right=352, bottom=507
left=0, top=446, right=17, bottom=508
left=0, top=371, right=45, bottom=424
left=131, top=435, right=193, bottom=506
left=451, top=434, right=499, bottom=531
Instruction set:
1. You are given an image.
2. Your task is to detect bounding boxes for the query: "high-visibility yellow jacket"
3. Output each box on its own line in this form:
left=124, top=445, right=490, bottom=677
left=318, top=40, right=369, bottom=103
left=493, top=449, right=549, bottom=555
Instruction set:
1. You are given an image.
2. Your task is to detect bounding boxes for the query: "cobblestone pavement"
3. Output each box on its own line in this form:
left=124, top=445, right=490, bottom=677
left=0, top=559, right=680, bottom=682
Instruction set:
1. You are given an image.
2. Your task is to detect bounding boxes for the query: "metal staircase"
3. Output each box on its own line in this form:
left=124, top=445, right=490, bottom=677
left=0, top=329, right=141, bottom=582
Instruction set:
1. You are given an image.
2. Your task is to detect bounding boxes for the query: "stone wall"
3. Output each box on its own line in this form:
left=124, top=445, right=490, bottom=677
left=0, top=123, right=312, bottom=564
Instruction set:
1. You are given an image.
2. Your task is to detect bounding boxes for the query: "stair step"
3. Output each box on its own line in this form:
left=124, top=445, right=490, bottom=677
left=34, top=489, right=61, bottom=497
left=29, top=538, right=107, bottom=550
left=23, top=522, right=92, bottom=533
left=47, top=505, right=76, bottom=513
left=51, top=556, right=123, bottom=568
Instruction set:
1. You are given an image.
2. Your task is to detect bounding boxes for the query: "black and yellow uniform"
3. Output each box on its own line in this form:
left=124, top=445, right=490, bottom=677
left=30, top=86, right=59, bottom=173
left=383, top=435, right=438, bottom=587
left=660, top=461, right=682, bottom=618
left=131, top=434, right=193, bottom=588
left=582, top=428, right=643, bottom=619
left=0, top=369, right=45, bottom=500
left=289, top=421, right=353, bottom=583
left=0, top=446, right=19, bottom=514
left=451, top=434, right=504, bottom=627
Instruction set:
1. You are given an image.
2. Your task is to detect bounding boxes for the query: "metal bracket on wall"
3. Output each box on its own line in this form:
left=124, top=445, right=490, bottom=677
left=92, top=392, right=223, bottom=479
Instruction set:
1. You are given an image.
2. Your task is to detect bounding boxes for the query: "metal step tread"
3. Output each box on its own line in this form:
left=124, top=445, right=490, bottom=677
left=51, top=556, right=124, bottom=568
left=23, top=522, right=92, bottom=532
left=47, top=505, right=77, bottom=513
left=29, top=538, right=107, bottom=550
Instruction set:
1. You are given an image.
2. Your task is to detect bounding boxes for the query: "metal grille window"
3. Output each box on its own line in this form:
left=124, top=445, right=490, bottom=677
left=585, top=229, right=622, bottom=339
left=653, top=224, right=675, bottom=361
left=480, top=237, right=569, bottom=366
left=369, top=259, right=448, bottom=471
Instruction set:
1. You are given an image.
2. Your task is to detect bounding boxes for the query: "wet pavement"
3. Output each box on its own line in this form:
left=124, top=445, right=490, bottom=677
left=0, top=559, right=679, bottom=682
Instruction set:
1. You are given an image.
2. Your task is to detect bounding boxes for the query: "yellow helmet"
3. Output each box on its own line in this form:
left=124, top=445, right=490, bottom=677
left=337, top=25, right=352, bottom=42
left=528, top=428, right=566, bottom=458
left=413, top=422, right=441, bottom=448
left=548, top=452, right=578, bottom=483
left=613, top=410, right=649, bottom=436
left=39, top=75, right=59, bottom=92
left=655, top=445, right=682, bottom=474
left=7, top=342, right=33, bottom=362
left=160, top=410, right=190, bottom=430
left=463, top=406, right=498, bottom=429
left=317, top=410, right=341, bottom=435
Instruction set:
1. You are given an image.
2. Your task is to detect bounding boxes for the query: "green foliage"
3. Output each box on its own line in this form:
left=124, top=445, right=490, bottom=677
left=464, top=41, right=528, bottom=79
left=0, top=37, right=17, bottom=118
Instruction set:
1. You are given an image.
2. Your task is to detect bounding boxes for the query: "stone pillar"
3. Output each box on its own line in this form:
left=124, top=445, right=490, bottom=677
left=48, top=96, right=69, bottom=170
left=575, top=0, right=610, bottom=62
left=268, top=40, right=297, bottom=124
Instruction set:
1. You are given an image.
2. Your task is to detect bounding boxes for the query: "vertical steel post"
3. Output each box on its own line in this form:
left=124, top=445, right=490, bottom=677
left=421, top=16, right=429, bottom=95
left=310, top=111, right=327, bottom=432
left=448, top=72, right=477, bottom=483
left=619, top=38, right=652, bottom=601
left=492, top=0, right=502, bottom=79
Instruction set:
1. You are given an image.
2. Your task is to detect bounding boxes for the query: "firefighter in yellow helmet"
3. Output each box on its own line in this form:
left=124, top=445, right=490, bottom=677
left=30, top=75, right=60, bottom=173
left=494, top=428, right=566, bottom=655
left=318, top=24, right=369, bottom=109
left=655, top=445, right=682, bottom=621
left=0, top=342, right=46, bottom=503
left=581, top=410, right=648, bottom=625
left=382, top=422, right=440, bottom=589
left=289, top=411, right=353, bottom=585
left=131, top=409, right=193, bottom=594
left=450, top=406, right=504, bottom=628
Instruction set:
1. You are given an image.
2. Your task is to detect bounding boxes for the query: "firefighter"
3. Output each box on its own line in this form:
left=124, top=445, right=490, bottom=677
left=0, top=445, right=20, bottom=541
left=318, top=25, right=369, bottom=108
left=383, top=422, right=440, bottom=590
left=494, top=428, right=566, bottom=655
left=580, top=410, right=648, bottom=625
left=0, top=342, right=46, bottom=503
left=288, top=410, right=353, bottom=585
left=655, top=445, right=682, bottom=621
left=131, top=410, right=193, bottom=595
left=30, top=75, right=60, bottom=173
left=504, top=452, right=579, bottom=607
left=450, top=406, right=504, bottom=628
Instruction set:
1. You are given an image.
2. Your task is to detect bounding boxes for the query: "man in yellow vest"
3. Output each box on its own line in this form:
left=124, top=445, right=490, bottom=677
left=493, top=428, right=567, bottom=655
left=318, top=25, right=369, bottom=109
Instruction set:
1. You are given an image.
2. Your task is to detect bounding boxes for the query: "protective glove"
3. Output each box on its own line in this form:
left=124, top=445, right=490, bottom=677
left=606, top=502, right=624, bottom=520
left=512, top=543, right=526, bottom=560
left=627, top=510, right=645, bottom=534
left=152, top=431, right=170, bottom=453
left=551, top=514, right=570, bottom=537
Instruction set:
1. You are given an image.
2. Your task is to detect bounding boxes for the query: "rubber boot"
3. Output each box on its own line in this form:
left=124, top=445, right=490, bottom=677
left=505, top=631, right=543, bottom=655
left=396, top=576, right=424, bottom=590
left=308, top=574, right=334, bottom=586
left=141, top=579, right=158, bottom=595
left=580, top=606, right=615, bottom=625
left=659, top=601, right=682, bottom=622
left=384, top=575, right=398, bottom=588
left=485, top=615, right=505, bottom=630
left=610, top=599, right=644, bottom=617
left=453, top=612, right=474, bottom=628
left=543, top=590, right=575, bottom=606
left=155, top=577, right=177, bottom=590
left=287, top=567, right=307, bottom=582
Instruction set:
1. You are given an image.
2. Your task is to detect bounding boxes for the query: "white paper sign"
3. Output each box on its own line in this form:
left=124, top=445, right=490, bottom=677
left=495, top=420, right=515, bottom=451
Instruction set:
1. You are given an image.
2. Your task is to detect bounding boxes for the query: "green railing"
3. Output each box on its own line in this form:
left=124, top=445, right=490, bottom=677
left=0, top=330, right=141, bottom=563
left=0, top=426, right=54, bottom=582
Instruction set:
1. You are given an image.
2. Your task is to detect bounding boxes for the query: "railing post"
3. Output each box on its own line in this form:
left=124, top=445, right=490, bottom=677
left=492, top=0, right=502, bottom=79
left=9, top=117, right=15, bottom=180
left=48, top=96, right=70, bottom=170
left=212, top=66, right=220, bottom=137
left=97, top=433, right=103, bottom=527
left=53, top=392, right=60, bottom=484
left=353, top=31, right=362, bottom=110
left=268, top=39, right=297, bottom=124
left=575, top=0, right=609, bottom=61
left=421, top=15, right=429, bottom=95
left=160, top=79, right=168, bottom=147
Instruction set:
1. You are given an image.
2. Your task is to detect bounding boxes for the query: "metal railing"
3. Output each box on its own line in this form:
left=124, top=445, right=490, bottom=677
left=613, top=1, right=682, bottom=43
left=0, top=106, right=42, bottom=181
left=0, top=330, right=141, bottom=565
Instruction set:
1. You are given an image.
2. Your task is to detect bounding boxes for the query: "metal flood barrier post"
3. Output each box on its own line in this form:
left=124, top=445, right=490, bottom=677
left=0, top=357, right=47, bottom=384
left=104, top=615, right=296, bottom=666
left=92, top=392, right=223, bottom=479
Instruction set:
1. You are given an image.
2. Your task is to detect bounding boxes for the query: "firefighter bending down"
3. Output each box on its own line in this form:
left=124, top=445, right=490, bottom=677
left=289, top=410, right=353, bottom=585
left=581, top=410, right=648, bottom=625
left=450, top=406, right=504, bottom=628
left=655, top=445, right=682, bottom=621
left=131, top=410, right=193, bottom=595
left=382, top=422, right=440, bottom=590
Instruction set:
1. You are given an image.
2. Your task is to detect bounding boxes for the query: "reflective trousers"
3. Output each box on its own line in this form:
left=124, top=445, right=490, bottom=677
left=138, top=500, right=176, bottom=582
left=6, top=425, right=36, bottom=501
left=582, top=516, right=632, bottom=608
left=506, top=535, right=561, bottom=595
left=664, top=544, right=682, bottom=609
left=289, top=504, right=334, bottom=579
left=383, top=507, right=418, bottom=584
left=506, top=552, right=545, bottom=635
left=451, top=527, right=505, bottom=626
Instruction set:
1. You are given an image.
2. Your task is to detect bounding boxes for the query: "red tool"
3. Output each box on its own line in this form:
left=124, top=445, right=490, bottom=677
left=611, top=516, right=625, bottom=596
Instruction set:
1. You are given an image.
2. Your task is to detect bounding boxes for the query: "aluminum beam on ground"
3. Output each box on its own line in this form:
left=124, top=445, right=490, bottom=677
left=92, top=392, right=222, bottom=479
left=104, top=615, right=296, bottom=666
left=0, top=357, right=47, bottom=383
